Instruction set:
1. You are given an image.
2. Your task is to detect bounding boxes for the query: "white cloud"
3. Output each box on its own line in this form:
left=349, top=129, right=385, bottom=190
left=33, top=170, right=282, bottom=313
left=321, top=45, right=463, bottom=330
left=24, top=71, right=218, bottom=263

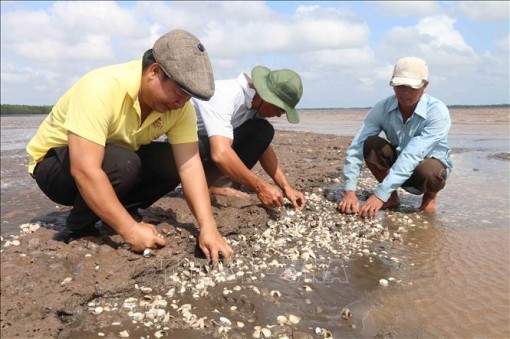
left=50, top=1, right=138, bottom=36
left=383, top=15, right=478, bottom=65
left=496, top=34, right=510, bottom=52
left=455, top=1, right=510, bottom=22
left=0, top=1, right=508, bottom=107
left=374, top=1, right=440, bottom=16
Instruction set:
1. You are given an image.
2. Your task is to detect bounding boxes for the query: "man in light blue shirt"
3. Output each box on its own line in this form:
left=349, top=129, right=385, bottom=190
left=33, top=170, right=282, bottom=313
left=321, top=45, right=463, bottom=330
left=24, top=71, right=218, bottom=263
left=338, top=56, right=452, bottom=218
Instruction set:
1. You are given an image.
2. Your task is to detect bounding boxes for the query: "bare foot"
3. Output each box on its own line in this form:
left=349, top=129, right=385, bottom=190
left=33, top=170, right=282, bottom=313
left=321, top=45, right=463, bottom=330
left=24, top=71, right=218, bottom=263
left=420, top=194, right=437, bottom=212
left=209, top=186, right=249, bottom=199
left=382, top=191, right=400, bottom=209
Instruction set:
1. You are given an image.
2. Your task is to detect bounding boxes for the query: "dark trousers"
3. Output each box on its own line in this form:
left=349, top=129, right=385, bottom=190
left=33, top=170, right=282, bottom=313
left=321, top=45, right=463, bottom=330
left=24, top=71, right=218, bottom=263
left=33, top=142, right=180, bottom=231
left=363, top=135, right=447, bottom=195
left=199, top=118, right=274, bottom=185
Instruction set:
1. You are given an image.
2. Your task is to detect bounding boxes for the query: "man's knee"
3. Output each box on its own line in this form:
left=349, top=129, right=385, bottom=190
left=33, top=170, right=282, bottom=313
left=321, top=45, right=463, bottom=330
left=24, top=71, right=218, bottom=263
left=363, top=135, right=387, bottom=157
left=103, top=145, right=142, bottom=189
left=413, top=159, right=447, bottom=193
left=258, top=119, right=275, bottom=143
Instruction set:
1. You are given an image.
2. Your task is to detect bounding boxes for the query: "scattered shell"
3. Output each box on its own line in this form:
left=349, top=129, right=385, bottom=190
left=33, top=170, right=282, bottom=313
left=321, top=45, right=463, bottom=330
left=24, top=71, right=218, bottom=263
left=269, top=290, right=281, bottom=297
left=154, top=330, right=167, bottom=338
left=341, top=307, right=351, bottom=320
left=322, top=329, right=333, bottom=338
left=379, top=279, right=389, bottom=287
left=131, top=312, right=144, bottom=322
left=219, top=317, right=232, bottom=326
left=60, top=277, right=72, bottom=285
left=288, top=314, right=301, bottom=324
left=81, top=186, right=409, bottom=336
left=253, top=327, right=271, bottom=338
left=91, top=306, right=103, bottom=315
left=143, top=249, right=153, bottom=257
left=276, top=315, right=287, bottom=324
left=140, top=286, right=153, bottom=294
left=119, top=330, right=129, bottom=338
left=191, top=317, right=205, bottom=329
left=154, top=299, right=168, bottom=309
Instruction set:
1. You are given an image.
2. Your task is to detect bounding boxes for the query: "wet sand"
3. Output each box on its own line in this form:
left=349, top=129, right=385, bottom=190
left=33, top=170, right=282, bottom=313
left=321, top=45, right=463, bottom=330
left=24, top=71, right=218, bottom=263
left=1, top=107, right=509, bottom=338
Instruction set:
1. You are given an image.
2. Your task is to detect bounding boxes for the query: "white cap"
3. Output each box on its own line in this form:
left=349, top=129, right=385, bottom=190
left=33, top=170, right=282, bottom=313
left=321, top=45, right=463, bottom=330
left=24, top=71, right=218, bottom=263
left=390, top=56, right=428, bottom=89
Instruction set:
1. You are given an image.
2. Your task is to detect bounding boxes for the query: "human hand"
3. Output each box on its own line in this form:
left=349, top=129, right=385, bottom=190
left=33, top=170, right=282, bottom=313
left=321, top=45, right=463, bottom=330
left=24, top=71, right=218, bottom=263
left=358, top=194, right=384, bottom=219
left=122, top=222, right=166, bottom=253
left=338, top=191, right=360, bottom=214
left=256, top=181, right=285, bottom=209
left=198, top=227, right=234, bottom=266
left=284, top=187, right=306, bottom=211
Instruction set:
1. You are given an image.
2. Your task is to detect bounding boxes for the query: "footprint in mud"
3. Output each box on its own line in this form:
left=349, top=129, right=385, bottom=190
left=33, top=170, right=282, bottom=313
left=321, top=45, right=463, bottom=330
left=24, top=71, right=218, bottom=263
left=209, top=294, right=257, bottom=323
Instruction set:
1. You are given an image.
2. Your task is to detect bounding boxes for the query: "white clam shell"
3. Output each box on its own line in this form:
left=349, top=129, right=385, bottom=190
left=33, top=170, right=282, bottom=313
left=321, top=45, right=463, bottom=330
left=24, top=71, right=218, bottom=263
left=288, top=314, right=301, bottom=324
left=276, top=315, right=287, bottom=324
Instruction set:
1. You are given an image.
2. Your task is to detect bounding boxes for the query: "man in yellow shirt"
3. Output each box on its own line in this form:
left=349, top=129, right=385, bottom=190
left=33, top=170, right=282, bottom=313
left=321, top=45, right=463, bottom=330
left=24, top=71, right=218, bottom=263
left=26, top=29, right=233, bottom=262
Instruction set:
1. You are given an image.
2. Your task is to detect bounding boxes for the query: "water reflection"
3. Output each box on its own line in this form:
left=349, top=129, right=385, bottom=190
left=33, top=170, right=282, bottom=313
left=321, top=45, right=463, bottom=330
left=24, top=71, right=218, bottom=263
left=358, top=150, right=509, bottom=338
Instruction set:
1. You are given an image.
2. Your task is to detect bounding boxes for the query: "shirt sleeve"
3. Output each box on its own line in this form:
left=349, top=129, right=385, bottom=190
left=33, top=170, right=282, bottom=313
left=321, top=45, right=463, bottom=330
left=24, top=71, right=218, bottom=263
left=166, top=101, right=199, bottom=144
left=343, top=100, right=385, bottom=192
left=373, top=101, right=451, bottom=201
left=64, top=78, right=115, bottom=146
left=200, top=95, right=238, bottom=140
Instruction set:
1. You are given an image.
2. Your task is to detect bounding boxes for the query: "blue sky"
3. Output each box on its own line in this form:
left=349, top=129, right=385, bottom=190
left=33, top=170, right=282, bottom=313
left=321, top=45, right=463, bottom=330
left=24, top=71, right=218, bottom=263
left=1, top=1, right=508, bottom=108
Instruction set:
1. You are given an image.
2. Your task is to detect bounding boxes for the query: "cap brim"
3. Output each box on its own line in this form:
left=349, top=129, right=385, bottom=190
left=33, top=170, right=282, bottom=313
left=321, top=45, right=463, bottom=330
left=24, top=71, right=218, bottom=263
left=159, top=66, right=211, bottom=101
left=390, top=77, right=424, bottom=89
left=251, top=66, right=300, bottom=124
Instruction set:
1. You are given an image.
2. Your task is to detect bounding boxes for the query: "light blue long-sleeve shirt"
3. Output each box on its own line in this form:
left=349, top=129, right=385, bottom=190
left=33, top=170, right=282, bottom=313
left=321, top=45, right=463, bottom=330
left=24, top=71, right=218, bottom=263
left=343, top=93, right=453, bottom=202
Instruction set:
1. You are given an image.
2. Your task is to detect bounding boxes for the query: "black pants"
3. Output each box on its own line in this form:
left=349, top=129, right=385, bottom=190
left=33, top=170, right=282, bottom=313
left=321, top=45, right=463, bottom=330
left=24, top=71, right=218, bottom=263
left=198, top=118, right=274, bottom=185
left=363, top=135, right=447, bottom=195
left=33, top=142, right=180, bottom=231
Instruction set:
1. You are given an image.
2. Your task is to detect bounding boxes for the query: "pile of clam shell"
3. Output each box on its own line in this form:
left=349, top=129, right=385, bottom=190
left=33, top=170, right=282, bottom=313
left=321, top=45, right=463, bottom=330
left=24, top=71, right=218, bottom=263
left=84, top=185, right=416, bottom=337
left=1, top=170, right=420, bottom=337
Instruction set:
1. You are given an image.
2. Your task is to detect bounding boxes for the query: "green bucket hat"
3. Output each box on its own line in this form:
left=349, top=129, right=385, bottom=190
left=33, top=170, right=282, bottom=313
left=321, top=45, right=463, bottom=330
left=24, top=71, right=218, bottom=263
left=251, top=66, right=303, bottom=124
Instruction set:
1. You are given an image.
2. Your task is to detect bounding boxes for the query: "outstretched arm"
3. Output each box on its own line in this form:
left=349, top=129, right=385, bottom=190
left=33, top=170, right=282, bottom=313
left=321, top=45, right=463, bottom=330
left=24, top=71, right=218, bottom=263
left=68, top=132, right=165, bottom=252
left=209, top=136, right=285, bottom=209
left=259, top=146, right=305, bottom=210
left=172, top=142, right=234, bottom=263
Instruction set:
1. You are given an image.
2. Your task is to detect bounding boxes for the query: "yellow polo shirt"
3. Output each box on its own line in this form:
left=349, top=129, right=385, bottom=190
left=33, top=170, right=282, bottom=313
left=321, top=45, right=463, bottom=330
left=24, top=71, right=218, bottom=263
left=26, top=60, right=198, bottom=174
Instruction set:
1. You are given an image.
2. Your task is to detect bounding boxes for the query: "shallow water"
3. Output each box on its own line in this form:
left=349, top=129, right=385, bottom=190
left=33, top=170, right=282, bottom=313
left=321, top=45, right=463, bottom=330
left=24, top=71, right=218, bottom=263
left=1, top=109, right=509, bottom=337
left=275, top=107, right=510, bottom=337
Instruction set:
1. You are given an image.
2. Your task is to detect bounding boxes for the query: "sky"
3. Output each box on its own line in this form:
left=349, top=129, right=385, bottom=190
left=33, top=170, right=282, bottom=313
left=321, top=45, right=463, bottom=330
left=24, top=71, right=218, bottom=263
left=1, top=1, right=509, bottom=108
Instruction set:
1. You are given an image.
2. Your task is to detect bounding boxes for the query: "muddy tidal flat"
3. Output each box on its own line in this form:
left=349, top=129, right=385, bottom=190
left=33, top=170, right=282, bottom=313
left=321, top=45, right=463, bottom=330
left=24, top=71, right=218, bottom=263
left=1, top=107, right=509, bottom=338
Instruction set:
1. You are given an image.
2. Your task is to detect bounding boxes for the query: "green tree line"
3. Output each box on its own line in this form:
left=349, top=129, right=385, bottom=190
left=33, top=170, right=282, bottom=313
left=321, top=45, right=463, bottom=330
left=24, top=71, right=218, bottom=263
left=0, top=104, right=53, bottom=115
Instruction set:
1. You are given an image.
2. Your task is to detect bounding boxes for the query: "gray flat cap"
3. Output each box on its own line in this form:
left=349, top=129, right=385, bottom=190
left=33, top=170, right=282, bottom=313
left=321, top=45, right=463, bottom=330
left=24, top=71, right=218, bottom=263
left=153, top=29, right=215, bottom=100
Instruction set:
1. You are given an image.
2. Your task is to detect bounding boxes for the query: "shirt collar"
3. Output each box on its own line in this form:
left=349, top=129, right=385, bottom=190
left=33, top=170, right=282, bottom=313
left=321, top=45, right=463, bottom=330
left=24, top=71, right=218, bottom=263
left=128, top=60, right=143, bottom=101
left=237, top=72, right=256, bottom=109
left=128, top=60, right=143, bottom=115
left=414, top=93, right=429, bottom=118
left=389, top=93, right=429, bottom=119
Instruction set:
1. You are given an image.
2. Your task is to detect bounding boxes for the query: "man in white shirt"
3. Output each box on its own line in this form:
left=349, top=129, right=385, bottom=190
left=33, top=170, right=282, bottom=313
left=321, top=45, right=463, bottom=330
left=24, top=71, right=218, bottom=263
left=192, top=66, right=305, bottom=210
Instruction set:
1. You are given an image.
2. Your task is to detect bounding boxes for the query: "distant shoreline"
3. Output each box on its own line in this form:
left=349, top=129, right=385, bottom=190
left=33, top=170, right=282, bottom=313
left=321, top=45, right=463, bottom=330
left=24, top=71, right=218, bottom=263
left=1, top=103, right=509, bottom=115
left=299, top=104, right=510, bottom=111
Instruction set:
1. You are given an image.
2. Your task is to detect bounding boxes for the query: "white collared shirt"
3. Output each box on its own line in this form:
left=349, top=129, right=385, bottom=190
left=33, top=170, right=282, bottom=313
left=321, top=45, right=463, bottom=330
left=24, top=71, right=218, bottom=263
left=192, top=72, right=257, bottom=139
